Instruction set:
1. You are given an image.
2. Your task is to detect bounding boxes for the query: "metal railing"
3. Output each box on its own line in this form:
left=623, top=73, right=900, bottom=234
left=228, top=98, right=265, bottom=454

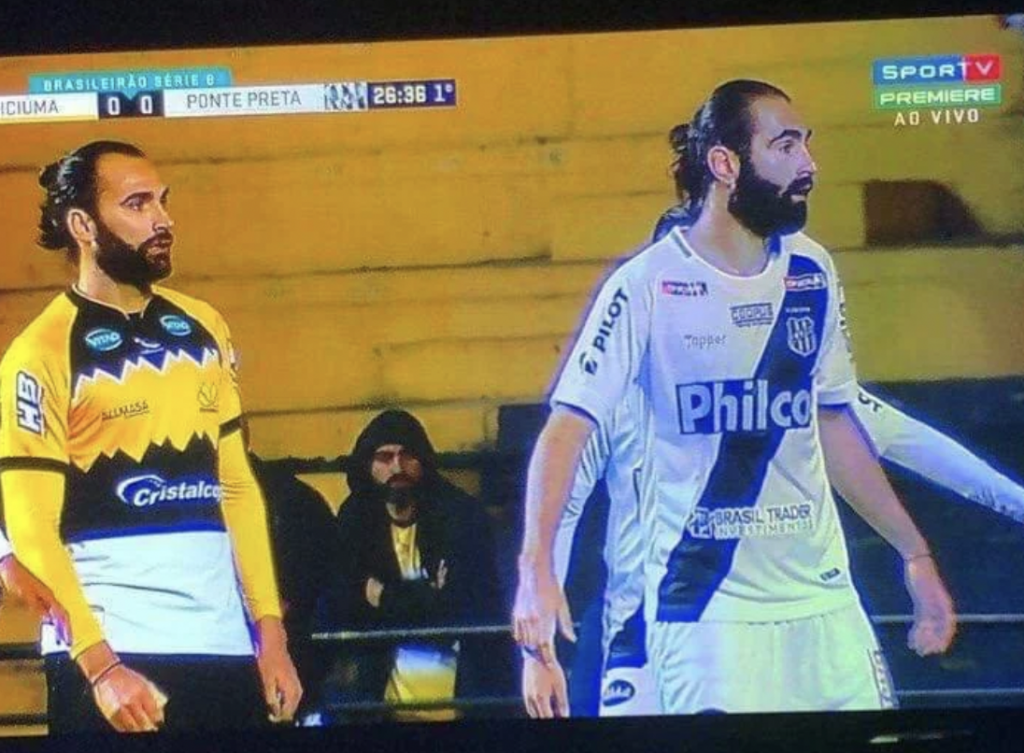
left=1, top=612, right=1021, bottom=728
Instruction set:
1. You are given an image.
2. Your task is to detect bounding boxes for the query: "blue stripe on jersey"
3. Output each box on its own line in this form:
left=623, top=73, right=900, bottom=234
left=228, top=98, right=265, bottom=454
left=65, top=520, right=228, bottom=543
left=605, top=601, right=648, bottom=670
left=655, top=253, right=829, bottom=622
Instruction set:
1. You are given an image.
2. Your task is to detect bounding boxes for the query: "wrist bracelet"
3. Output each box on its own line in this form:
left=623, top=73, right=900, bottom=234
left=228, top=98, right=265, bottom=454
left=90, top=660, right=122, bottom=687
left=904, top=552, right=933, bottom=563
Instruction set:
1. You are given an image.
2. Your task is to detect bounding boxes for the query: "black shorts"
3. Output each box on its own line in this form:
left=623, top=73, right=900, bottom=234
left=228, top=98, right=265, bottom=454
left=45, top=653, right=271, bottom=734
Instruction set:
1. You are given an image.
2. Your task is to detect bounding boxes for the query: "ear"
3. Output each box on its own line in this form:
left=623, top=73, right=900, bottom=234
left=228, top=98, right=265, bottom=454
left=67, top=208, right=96, bottom=249
left=707, top=145, right=741, bottom=190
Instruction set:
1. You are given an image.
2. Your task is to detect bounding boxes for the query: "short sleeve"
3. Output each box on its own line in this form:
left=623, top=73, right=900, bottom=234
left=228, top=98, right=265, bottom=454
left=815, top=259, right=857, bottom=407
left=210, top=311, right=243, bottom=431
left=550, top=264, right=650, bottom=429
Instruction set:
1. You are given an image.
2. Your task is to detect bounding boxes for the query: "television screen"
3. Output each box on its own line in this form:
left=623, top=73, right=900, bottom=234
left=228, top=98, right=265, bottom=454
left=0, top=1, right=1021, bottom=750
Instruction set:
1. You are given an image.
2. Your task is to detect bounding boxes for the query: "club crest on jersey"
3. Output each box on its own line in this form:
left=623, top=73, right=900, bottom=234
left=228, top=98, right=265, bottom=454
left=159, top=314, right=192, bottom=337
left=198, top=382, right=220, bottom=412
left=786, top=316, right=817, bottom=357
left=84, top=328, right=123, bottom=352
left=601, top=679, right=635, bottom=707
left=661, top=280, right=708, bottom=297
left=14, top=371, right=44, bottom=434
left=784, top=273, right=827, bottom=292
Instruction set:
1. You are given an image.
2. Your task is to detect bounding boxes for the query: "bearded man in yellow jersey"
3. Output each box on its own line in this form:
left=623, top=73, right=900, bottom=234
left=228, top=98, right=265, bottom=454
left=0, top=141, right=301, bottom=733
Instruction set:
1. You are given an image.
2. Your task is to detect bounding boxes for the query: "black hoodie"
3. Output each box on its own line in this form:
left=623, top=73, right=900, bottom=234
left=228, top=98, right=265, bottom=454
left=318, top=410, right=511, bottom=704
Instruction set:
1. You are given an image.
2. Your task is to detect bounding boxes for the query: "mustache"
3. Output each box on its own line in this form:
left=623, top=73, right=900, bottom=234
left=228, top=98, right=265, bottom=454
left=387, top=474, right=416, bottom=486
left=786, top=178, right=814, bottom=197
left=141, top=231, right=175, bottom=251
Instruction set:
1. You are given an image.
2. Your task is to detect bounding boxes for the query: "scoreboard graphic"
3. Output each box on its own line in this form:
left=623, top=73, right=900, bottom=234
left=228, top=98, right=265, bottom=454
left=0, top=68, right=457, bottom=124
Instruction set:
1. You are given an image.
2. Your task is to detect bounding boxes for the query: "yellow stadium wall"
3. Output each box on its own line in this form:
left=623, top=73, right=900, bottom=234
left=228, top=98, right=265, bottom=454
left=2, top=15, right=1024, bottom=730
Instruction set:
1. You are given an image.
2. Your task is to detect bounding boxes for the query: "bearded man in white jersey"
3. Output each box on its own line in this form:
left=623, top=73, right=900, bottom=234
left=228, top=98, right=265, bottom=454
left=522, top=195, right=1024, bottom=720
left=513, top=79, right=956, bottom=716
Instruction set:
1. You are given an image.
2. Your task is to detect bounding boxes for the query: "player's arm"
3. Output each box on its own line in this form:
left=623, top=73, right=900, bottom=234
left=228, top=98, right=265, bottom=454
left=853, top=388, right=1024, bottom=523
left=552, top=420, right=611, bottom=588
left=212, top=314, right=301, bottom=722
left=0, top=342, right=102, bottom=658
left=514, top=265, right=648, bottom=680
left=819, top=405, right=955, bottom=655
left=815, top=264, right=953, bottom=657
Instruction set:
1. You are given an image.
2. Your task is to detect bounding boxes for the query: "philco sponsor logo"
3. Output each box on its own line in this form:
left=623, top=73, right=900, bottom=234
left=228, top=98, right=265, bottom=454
left=730, top=303, right=773, bottom=328
left=601, top=679, right=636, bottom=708
left=84, top=328, right=123, bottom=352
left=676, top=378, right=812, bottom=435
left=687, top=502, right=814, bottom=540
left=14, top=371, right=44, bottom=434
left=578, top=287, right=628, bottom=376
left=784, top=273, right=827, bottom=292
left=159, top=314, right=192, bottom=337
left=682, top=333, right=726, bottom=350
left=661, top=280, right=708, bottom=297
left=102, top=400, right=150, bottom=421
left=115, top=473, right=222, bottom=508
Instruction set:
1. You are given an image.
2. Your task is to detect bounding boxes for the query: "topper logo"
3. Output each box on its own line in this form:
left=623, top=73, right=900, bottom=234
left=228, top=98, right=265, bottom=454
left=115, top=474, right=222, bottom=508
left=873, top=54, right=1001, bottom=85
left=676, top=379, right=812, bottom=435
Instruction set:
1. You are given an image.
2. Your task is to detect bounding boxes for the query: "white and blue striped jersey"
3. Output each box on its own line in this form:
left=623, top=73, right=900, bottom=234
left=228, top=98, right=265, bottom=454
left=552, top=387, right=646, bottom=663
left=853, top=388, right=1024, bottom=523
left=551, top=227, right=859, bottom=624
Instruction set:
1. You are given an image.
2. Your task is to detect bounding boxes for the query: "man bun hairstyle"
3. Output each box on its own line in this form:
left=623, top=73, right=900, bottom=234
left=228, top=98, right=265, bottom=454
left=672, top=79, right=790, bottom=216
left=37, top=140, right=147, bottom=257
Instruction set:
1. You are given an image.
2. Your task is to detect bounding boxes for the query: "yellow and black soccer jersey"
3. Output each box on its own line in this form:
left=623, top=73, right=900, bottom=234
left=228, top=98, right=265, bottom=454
left=0, top=285, right=280, bottom=658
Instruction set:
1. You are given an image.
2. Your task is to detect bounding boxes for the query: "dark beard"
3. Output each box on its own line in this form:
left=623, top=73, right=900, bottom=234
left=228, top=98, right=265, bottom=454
left=728, top=165, right=811, bottom=238
left=94, top=220, right=173, bottom=288
left=372, top=475, right=419, bottom=516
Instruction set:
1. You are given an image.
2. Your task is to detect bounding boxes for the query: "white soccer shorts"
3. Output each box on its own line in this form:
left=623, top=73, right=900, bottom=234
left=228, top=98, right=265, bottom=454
left=647, top=602, right=898, bottom=713
left=599, top=664, right=661, bottom=717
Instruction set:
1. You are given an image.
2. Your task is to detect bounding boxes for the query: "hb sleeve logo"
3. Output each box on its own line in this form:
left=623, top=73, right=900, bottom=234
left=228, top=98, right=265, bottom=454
left=15, top=371, right=45, bottom=434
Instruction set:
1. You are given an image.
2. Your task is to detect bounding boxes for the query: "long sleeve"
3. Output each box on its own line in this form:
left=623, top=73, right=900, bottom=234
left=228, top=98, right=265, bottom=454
left=854, top=389, right=1024, bottom=523
left=2, top=469, right=104, bottom=657
left=0, top=335, right=104, bottom=658
left=218, top=430, right=282, bottom=622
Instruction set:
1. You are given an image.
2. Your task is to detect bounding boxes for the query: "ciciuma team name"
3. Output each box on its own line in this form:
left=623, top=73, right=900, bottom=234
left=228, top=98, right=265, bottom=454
left=185, top=88, right=302, bottom=110
left=1, top=99, right=59, bottom=116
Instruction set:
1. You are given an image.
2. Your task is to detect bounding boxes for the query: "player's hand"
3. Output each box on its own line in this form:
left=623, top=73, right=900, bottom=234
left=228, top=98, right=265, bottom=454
left=365, top=577, right=384, bottom=608
left=91, top=664, right=168, bottom=733
left=255, top=617, right=303, bottom=724
left=521, top=652, right=569, bottom=719
left=512, top=565, right=575, bottom=668
left=904, top=555, right=956, bottom=656
left=0, top=554, right=72, bottom=644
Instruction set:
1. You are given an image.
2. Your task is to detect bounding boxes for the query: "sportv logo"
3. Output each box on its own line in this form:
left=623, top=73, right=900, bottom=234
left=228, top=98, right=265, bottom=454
left=115, top=474, right=222, bottom=508
left=676, top=378, right=812, bottom=435
left=872, top=54, right=1001, bottom=85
